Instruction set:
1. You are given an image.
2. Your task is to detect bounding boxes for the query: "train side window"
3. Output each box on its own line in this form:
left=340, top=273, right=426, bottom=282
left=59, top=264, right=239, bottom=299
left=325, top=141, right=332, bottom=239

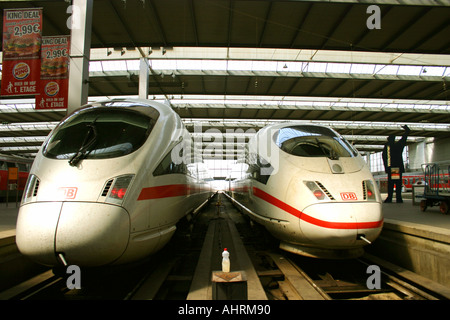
left=153, top=142, right=188, bottom=176
left=246, top=153, right=273, bottom=184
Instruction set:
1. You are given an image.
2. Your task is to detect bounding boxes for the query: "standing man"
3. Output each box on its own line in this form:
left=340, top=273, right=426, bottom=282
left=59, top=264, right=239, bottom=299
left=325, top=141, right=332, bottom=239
left=382, top=125, right=410, bottom=203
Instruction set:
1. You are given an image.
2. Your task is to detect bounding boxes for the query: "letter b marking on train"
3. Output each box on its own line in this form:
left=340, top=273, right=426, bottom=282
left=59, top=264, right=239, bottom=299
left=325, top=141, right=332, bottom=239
left=366, top=265, right=381, bottom=290
left=66, top=265, right=81, bottom=290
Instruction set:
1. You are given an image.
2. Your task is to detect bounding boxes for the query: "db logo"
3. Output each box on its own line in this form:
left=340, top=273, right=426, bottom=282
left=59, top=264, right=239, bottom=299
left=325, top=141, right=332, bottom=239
left=58, top=187, right=78, bottom=199
left=340, top=192, right=357, bottom=201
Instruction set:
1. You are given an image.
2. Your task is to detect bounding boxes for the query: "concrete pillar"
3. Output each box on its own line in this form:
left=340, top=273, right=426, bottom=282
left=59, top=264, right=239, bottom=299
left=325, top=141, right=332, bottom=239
left=67, top=0, right=93, bottom=114
left=409, top=140, right=426, bottom=170
left=139, top=57, right=149, bottom=99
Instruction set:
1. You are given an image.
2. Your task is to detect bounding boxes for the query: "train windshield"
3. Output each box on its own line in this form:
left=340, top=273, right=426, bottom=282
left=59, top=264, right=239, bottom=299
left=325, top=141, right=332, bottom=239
left=275, top=125, right=358, bottom=159
left=43, top=107, right=157, bottom=161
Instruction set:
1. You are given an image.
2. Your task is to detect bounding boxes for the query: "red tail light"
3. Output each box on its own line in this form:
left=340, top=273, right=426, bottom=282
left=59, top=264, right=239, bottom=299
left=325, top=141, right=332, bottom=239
left=105, top=174, right=134, bottom=204
left=363, top=180, right=377, bottom=201
left=304, top=181, right=328, bottom=201
left=111, top=187, right=127, bottom=199
left=313, top=190, right=325, bottom=200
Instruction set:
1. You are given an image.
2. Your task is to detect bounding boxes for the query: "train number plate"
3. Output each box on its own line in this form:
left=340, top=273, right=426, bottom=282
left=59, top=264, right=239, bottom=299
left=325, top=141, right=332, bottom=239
left=340, top=192, right=357, bottom=201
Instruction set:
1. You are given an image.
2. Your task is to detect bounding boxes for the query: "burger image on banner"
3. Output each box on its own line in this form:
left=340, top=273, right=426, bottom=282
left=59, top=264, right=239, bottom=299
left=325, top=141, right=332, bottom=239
left=3, top=33, right=42, bottom=59
left=41, top=56, right=69, bottom=79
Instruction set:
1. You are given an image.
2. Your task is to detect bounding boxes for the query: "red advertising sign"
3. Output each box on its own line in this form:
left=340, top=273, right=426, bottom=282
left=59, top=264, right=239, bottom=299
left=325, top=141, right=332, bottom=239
left=35, top=35, right=70, bottom=110
left=1, top=8, right=42, bottom=96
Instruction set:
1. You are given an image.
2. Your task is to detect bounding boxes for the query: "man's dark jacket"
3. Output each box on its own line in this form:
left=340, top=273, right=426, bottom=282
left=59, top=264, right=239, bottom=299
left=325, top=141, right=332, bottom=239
left=382, top=126, right=410, bottom=174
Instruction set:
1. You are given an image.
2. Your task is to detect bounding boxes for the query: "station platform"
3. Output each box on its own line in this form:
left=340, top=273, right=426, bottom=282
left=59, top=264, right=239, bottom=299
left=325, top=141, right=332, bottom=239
left=0, top=204, right=20, bottom=238
left=368, top=194, right=450, bottom=287
left=1, top=194, right=449, bottom=288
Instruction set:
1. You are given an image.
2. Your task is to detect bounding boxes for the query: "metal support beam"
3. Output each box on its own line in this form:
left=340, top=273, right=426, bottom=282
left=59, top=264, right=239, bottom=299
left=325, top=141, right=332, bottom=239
left=139, top=58, right=149, bottom=99
left=67, top=0, right=93, bottom=114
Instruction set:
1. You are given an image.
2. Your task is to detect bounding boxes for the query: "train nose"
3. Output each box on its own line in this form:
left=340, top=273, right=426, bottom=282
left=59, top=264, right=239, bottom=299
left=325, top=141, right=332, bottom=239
left=16, top=202, right=130, bottom=267
left=300, top=202, right=383, bottom=248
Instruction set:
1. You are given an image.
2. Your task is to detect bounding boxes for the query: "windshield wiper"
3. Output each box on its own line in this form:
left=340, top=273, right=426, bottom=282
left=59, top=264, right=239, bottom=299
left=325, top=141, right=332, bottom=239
left=69, top=121, right=98, bottom=167
left=316, top=139, right=339, bottom=160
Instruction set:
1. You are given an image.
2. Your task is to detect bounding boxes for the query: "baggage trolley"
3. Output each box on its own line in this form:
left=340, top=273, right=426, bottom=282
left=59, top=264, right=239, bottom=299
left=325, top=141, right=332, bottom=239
left=419, top=163, right=450, bottom=214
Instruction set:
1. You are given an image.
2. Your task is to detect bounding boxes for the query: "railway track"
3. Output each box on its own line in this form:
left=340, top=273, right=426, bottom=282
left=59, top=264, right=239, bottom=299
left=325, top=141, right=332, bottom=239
left=0, top=237, right=202, bottom=300
left=1, top=193, right=448, bottom=300
left=241, top=229, right=449, bottom=300
left=228, top=193, right=450, bottom=301
left=0, top=196, right=211, bottom=300
left=252, top=251, right=448, bottom=300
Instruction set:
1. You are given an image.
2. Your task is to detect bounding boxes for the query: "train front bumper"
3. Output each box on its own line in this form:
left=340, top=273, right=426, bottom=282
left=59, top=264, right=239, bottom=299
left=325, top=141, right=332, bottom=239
left=299, top=201, right=383, bottom=248
left=16, top=202, right=130, bottom=267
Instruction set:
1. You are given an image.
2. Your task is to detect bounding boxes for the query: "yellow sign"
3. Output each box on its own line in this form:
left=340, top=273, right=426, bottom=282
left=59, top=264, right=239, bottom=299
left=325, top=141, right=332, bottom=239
left=8, top=167, right=18, bottom=181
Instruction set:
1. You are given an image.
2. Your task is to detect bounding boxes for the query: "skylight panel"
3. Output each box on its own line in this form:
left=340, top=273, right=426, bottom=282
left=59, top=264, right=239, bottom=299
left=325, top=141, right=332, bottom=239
left=101, top=60, right=127, bottom=72
left=279, top=62, right=302, bottom=72
left=150, top=59, right=177, bottom=70
left=201, top=60, right=227, bottom=71
left=326, top=63, right=351, bottom=74
left=125, top=60, right=140, bottom=70
left=251, top=60, right=278, bottom=72
left=227, top=60, right=252, bottom=71
left=89, top=61, right=103, bottom=72
left=375, top=65, right=399, bottom=75
left=443, top=67, right=450, bottom=77
left=397, top=65, right=422, bottom=76
left=351, top=64, right=376, bottom=74
left=420, top=66, right=445, bottom=76
left=304, top=62, right=327, bottom=73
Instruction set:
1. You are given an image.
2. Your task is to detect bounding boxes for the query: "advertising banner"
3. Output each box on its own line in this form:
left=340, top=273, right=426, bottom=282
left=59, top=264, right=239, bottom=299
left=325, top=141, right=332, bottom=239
left=35, top=35, right=70, bottom=110
left=1, top=8, right=42, bottom=96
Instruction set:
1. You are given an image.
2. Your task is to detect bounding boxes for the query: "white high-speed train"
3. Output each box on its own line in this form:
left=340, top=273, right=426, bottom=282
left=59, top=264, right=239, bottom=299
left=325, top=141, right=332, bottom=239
left=227, top=123, right=383, bottom=259
left=16, top=99, right=212, bottom=267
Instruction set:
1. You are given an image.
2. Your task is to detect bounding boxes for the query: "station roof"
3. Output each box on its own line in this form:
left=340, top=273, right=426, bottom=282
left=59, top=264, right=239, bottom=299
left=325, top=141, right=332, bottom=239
left=0, top=0, right=449, bottom=159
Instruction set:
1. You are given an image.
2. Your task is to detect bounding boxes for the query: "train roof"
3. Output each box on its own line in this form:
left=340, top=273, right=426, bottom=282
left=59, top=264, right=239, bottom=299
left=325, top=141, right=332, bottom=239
left=254, top=121, right=342, bottom=138
left=85, top=98, right=176, bottom=117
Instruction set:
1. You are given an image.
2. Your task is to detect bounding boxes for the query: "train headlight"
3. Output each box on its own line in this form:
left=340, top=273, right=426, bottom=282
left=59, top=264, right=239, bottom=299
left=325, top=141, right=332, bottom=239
left=363, top=180, right=376, bottom=201
left=104, top=174, right=134, bottom=205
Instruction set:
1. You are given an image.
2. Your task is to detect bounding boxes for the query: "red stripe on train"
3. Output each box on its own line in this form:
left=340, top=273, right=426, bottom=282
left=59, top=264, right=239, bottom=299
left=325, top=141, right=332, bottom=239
left=252, top=187, right=383, bottom=230
left=137, top=184, right=189, bottom=201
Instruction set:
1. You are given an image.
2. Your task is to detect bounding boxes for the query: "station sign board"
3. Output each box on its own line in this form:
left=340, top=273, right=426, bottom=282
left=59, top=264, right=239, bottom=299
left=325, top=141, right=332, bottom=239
left=8, top=167, right=19, bottom=181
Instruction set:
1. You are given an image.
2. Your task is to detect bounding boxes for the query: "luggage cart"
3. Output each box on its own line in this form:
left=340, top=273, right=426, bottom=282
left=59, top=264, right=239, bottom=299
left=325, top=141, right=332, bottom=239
left=418, top=163, right=450, bottom=214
